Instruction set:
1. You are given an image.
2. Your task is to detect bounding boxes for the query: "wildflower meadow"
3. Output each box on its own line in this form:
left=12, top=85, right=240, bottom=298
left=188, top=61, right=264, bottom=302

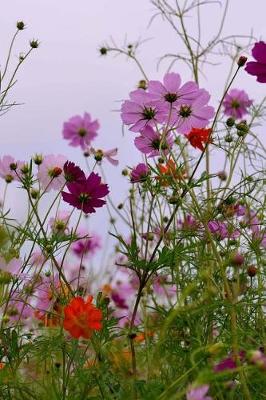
left=0, top=1, right=266, bottom=399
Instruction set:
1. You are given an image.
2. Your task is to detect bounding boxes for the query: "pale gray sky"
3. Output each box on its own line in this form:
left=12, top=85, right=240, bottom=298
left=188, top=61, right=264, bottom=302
left=0, top=0, right=265, bottom=232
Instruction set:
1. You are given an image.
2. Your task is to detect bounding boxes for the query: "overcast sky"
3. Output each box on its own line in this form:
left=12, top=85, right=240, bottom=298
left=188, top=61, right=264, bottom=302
left=0, top=0, right=265, bottom=238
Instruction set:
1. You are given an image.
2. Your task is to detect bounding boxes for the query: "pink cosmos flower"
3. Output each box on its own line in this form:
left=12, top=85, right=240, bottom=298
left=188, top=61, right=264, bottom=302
left=110, top=281, right=135, bottom=310
left=245, top=41, right=266, bottom=83
left=152, top=275, right=176, bottom=297
left=223, top=89, right=253, bottom=119
left=148, top=72, right=201, bottom=107
left=208, top=221, right=239, bottom=240
left=7, top=298, right=33, bottom=321
left=121, top=89, right=167, bottom=132
left=30, top=250, right=47, bottom=267
left=72, top=229, right=101, bottom=258
left=37, top=154, right=67, bottom=191
left=49, top=210, right=71, bottom=234
left=0, top=155, right=24, bottom=183
left=130, top=163, right=150, bottom=183
left=134, top=126, right=174, bottom=157
left=181, top=215, right=199, bottom=231
left=89, top=147, right=119, bottom=166
left=63, top=112, right=99, bottom=149
left=186, top=385, right=212, bottom=400
left=0, top=257, right=22, bottom=275
left=170, top=90, right=215, bottom=134
left=34, top=274, right=60, bottom=319
left=62, top=172, right=109, bottom=214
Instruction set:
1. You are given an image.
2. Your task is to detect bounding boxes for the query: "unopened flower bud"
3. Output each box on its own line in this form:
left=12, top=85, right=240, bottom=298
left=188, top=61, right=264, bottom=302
left=217, top=171, right=227, bottom=181
left=94, top=149, right=103, bottom=162
left=99, top=47, right=108, bottom=55
left=33, top=154, right=43, bottom=165
left=30, top=40, right=39, bottom=49
left=49, top=167, right=62, bottom=178
left=225, top=134, right=233, bottom=143
left=122, top=169, right=128, bottom=176
left=247, top=265, right=257, bottom=277
left=117, top=203, right=123, bottom=210
left=5, top=175, right=13, bottom=183
left=237, top=56, right=248, bottom=67
left=158, top=157, right=165, bottom=164
left=224, top=196, right=236, bottom=205
left=9, top=163, right=17, bottom=171
left=231, top=252, right=245, bottom=267
left=168, top=195, right=180, bottom=205
left=21, top=164, right=30, bottom=174
left=16, top=21, right=25, bottom=30
left=138, top=80, right=147, bottom=90
left=30, top=189, right=39, bottom=199
left=226, top=117, right=235, bottom=127
left=236, top=121, right=249, bottom=136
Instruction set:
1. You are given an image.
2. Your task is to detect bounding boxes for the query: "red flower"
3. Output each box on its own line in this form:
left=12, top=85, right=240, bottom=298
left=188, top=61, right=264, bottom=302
left=63, top=296, right=102, bottom=339
left=186, top=127, right=212, bottom=151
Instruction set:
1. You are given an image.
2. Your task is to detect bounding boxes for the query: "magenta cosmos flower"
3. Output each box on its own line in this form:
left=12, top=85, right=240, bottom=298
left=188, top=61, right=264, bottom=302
left=37, top=154, right=67, bottom=191
left=130, top=163, right=150, bottom=183
left=63, top=112, right=99, bottom=149
left=134, top=126, right=174, bottom=157
left=245, top=41, right=266, bottom=83
left=208, top=220, right=239, bottom=240
left=63, top=161, right=85, bottom=183
left=187, top=385, right=212, bottom=400
left=170, top=90, right=215, bottom=134
left=148, top=72, right=201, bottom=107
left=72, top=229, right=101, bottom=258
left=62, top=172, right=109, bottom=214
left=223, top=89, right=253, bottom=119
left=121, top=89, right=166, bottom=133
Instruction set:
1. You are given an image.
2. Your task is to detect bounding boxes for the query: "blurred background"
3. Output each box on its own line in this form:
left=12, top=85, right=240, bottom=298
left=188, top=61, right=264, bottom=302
left=0, top=0, right=265, bottom=250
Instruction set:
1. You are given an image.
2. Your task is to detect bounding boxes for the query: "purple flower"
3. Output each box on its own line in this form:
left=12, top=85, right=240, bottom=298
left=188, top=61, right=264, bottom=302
left=170, top=90, right=215, bottom=134
left=72, top=230, right=101, bottom=258
left=134, top=126, right=174, bottom=157
left=130, top=163, right=150, bottom=183
left=121, top=89, right=166, bottom=133
left=63, top=112, right=99, bottom=149
left=37, top=154, right=67, bottom=191
left=63, top=161, right=85, bottom=183
left=223, top=89, right=253, bottom=119
left=245, top=41, right=266, bottom=83
left=186, top=385, right=212, bottom=400
left=148, top=72, right=200, bottom=107
left=214, top=351, right=246, bottom=372
left=208, top=221, right=239, bottom=240
left=62, top=172, right=109, bottom=214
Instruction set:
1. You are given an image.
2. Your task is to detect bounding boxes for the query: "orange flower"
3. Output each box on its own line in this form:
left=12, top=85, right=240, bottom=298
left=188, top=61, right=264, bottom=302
left=157, top=159, right=176, bottom=176
left=63, top=296, right=102, bottom=339
left=157, top=159, right=186, bottom=186
left=134, top=331, right=154, bottom=343
left=186, top=127, right=212, bottom=151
